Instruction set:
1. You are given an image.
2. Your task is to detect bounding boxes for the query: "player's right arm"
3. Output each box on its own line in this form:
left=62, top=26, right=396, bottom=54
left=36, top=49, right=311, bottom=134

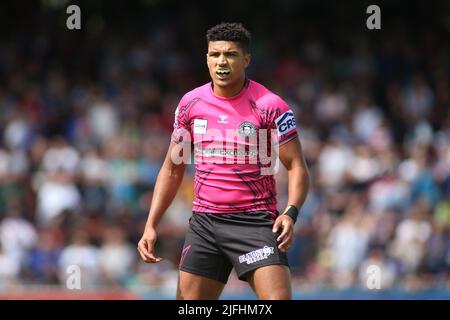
left=137, top=141, right=187, bottom=263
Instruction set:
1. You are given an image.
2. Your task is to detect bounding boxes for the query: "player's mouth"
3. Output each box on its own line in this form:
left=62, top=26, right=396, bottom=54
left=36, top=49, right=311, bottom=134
left=216, top=68, right=231, bottom=79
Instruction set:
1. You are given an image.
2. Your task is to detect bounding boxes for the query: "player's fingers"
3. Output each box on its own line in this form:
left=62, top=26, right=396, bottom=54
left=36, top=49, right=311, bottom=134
left=278, top=243, right=290, bottom=252
left=278, top=238, right=292, bottom=252
left=137, top=245, right=162, bottom=263
left=276, top=221, right=292, bottom=242
left=272, top=217, right=282, bottom=233
left=147, top=250, right=163, bottom=263
left=138, top=239, right=162, bottom=263
left=137, top=239, right=151, bottom=256
left=137, top=245, right=151, bottom=262
left=137, top=241, right=153, bottom=261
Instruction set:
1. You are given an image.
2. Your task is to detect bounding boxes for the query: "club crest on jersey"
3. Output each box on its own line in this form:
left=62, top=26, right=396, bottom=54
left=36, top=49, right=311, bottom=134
left=275, top=109, right=296, bottom=137
left=238, top=121, right=257, bottom=137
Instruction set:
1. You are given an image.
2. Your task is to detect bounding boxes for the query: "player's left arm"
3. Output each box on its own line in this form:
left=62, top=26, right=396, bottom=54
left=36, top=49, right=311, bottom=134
left=273, top=137, right=310, bottom=252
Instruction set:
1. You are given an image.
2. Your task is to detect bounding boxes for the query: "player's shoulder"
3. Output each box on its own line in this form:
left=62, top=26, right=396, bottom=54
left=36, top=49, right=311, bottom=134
left=248, top=79, right=288, bottom=109
left=179, top=82, right=211, bottom=105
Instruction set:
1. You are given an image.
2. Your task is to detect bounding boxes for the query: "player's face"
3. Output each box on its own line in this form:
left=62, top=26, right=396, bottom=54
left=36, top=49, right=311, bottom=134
left=207, top=41, right=251, bottom=96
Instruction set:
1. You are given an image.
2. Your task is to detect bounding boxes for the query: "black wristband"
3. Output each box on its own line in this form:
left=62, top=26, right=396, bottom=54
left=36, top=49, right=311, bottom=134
left=283, top=205, right=299, bottom=223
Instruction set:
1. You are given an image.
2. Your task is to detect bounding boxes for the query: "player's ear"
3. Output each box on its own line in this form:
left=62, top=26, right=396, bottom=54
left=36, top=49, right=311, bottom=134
left=206, top=52, right=211, bottom=67
left=244, top=53, right=251, bottom=68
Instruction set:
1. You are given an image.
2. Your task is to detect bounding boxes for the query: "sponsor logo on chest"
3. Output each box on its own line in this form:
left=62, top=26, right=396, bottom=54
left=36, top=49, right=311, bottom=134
left=193, top=119, right=208, bottom=134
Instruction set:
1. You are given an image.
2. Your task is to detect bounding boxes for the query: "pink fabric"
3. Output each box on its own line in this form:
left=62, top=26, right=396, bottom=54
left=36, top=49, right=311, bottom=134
left=171, top=79, right=298, bottom=215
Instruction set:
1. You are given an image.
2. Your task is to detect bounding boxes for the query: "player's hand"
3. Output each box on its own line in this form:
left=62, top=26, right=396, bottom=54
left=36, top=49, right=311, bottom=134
left=272, top=214, right=294, bottom=252
left=137, top=227, right=163, bottom=263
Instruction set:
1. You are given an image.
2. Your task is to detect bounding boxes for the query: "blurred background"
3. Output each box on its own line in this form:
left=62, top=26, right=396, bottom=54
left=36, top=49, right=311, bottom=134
left=0, top=0, right=449, bottom=299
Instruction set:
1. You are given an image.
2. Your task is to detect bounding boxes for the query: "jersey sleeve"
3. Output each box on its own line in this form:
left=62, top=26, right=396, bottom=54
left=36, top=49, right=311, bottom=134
left=270, top=97, right=299, bottom=146
left=171, top=96, right=193, bottom=145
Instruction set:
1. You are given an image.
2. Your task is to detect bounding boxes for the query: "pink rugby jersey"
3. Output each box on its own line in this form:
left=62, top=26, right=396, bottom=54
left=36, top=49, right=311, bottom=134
left=171, top=79, right=298, bottom=217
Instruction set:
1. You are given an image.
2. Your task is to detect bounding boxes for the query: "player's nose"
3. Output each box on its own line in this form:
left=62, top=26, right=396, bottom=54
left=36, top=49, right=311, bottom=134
left=217, top=54, right=227, bottom=65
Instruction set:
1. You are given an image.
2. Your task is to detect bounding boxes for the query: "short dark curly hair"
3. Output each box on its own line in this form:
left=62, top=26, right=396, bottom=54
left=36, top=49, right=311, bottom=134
left=206, top=22, right=251, bottom=53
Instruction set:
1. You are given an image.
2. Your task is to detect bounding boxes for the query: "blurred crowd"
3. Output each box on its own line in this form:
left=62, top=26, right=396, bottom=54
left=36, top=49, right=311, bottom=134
left=0, top=1, right=449, bottom=296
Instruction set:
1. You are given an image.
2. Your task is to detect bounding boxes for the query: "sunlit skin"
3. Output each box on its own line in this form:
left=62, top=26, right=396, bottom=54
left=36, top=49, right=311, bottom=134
left=206, top=41, right=251, bottom=97
left=138, top=36, right=307, bottom=301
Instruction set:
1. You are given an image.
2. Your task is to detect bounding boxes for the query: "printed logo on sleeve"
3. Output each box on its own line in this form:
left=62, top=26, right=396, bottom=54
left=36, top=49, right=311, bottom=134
left=275, top=110, right=296, bottom=137
left=193, top=119, right=208, bottom=134
left=173, top=106, right=179, bottom=127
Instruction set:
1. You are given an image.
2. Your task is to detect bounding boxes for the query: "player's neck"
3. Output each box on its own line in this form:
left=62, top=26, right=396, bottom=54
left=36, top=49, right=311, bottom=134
left=212, top=77, right=247, bottom=98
